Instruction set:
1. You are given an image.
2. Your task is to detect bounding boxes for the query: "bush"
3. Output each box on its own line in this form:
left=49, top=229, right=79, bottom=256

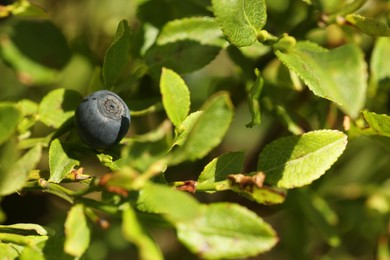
left=0, top=0, right=389, bottom=259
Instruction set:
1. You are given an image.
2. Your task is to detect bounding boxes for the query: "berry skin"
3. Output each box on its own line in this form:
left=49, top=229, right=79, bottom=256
left=75, top=90, right=130, bottom=149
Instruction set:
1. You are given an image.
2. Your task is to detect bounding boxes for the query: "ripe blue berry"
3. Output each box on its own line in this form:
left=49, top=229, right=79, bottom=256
left=75, top=90, right=130, bottom=149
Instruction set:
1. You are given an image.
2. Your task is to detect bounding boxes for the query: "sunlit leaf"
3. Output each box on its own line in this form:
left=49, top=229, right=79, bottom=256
left=136, top=182, right=200, bottom=223
left=38, top=88, right=81, bottom=128
left=0, top=243, right=19, bottom=259
left=173, top=92, right=234, bottom=162
left=258, top=130, right=348, bottom=189
left=157, top=17, right=226, bottom=47
left=0, top=223, right=52, bottom=236
left=64, top=204, right=90, bottom=257
left=173, top=111, right=202, bottom=147
left=160, top=68, right=190, bottom=127
left=362, top=111, right=390, bottom=137
left=48, top=139, right=80, bottom=183
left=212, top=0, right=267, bottom=46
left=19, top=247, right=45, bottom=260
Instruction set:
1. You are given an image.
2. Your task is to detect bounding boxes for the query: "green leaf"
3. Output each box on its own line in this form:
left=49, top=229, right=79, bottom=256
left=157, top=17, right=226, bottom=47
left=258, top=130, right=348, bottom=189
left=362, top=111, right=390, bottom=137
left=0, top=243, right=19, bottom=259
left=173, top=111, right=202, bottom=147
left=0, top=233, right=48, bottom=247
left=0, top=145, right=42, bottom=196
left=275, top=42, right=367, bottom=118
left=295, top=190, right=340, bottom=247
left=246, top=70, right=264, bottom=128
left=370, top=37, right=390, bottom=90
left=64, top=204, right=91, bottom=257
left=0, top=20, right=70, bottom=85
left=212, top=0, right=267, bottom=47
left=122, top=203, right=163, bottom=260
left=136, top=182, right=200, bottom=223
left=228, top=173, right=286, bottom=205
left=173, top=92, right=234, bottom=162
left=17, top=99, right=38, bottom=134
left=160, top=68, right=190, bottom=127
left=0, top=103, right=22, bottom=145
left=145, top=41, right=221, bottom=77
left=345, top=14, right=390, bottom=37
left=121, top=138, right=170, bottom=172
left=48, top=139, right=80, bottom=183
left=19, top=247, right=45, bottom=260
left=96, top=153, right=121, bottom=171
left=198, top=151, right=245, bottom=185
left=177, top=203, right=278, bottom=259
left=7, top=0, right=47, bottom=18
left=38, top=88, right=81, bottom=128
left=18, top=99, right=38, bottom=116
left=103, top=19, right=131, bottom=88
left=0, top=223, right=52, bottom=236
left=233, top=185, right=286, bottom=205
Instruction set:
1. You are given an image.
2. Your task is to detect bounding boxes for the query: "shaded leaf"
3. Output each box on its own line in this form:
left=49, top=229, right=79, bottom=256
left=0, top=20, right=70, bottom=85
left=121, top=138, right=170, bottom=172
left=38, top=88, right=81, bottom=128
left=177, top=203, right=278, bottom=259
left=103, top=19, right=131, bottom=88
left=145, top=40, right=221, bottom=77
left=160, top=68, right=190, bottom=127
left=0, top=145, right=42, bottom=196
left=5, top=0, right=47, bottom=18
left=295, top=190, right=340, bottom=247
left=0, top=102, right=22, bottom=145
left=212, top=0, right=267, bottom=47
left=258, top=130, right=348, bottom=189
left=246, top=70, right=264, bottom=127
left=48, top=139, right=80, bottom=183
left=345, top=14, right=390, bottom=36
left=64, top=204, right=90, bottom=257
left=122, top=203, right=163, bottom=260
left=370, top=37, right=390, bottom=90
left=198, top=151, right=245, bottom=185
left=275, top=42, right=367, bottom=118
